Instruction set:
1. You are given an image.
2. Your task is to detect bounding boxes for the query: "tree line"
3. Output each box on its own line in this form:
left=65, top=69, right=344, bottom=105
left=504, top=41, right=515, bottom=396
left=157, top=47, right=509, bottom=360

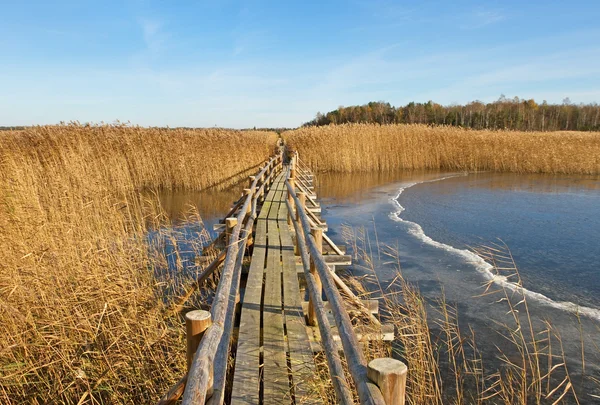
left=305, top=96, right=600, bottom=131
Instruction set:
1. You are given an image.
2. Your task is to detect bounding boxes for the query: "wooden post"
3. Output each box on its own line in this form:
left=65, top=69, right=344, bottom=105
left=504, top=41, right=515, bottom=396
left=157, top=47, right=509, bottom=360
left=248, top=176, right=256, bottom=189
left=290, top=162, right=296, bottom=182
left=307, top=227, right=323, bottom=326
left=295, top=192, right=306, bottom=255
left=287, top=171, right=295, bottom=226
left=367, top=358, right=408, bottom=405
left=225, top=217, right=238, bottom=246
left=243, top=188, right=252, bottom=214
left=186, top=310, right=212, bottom=372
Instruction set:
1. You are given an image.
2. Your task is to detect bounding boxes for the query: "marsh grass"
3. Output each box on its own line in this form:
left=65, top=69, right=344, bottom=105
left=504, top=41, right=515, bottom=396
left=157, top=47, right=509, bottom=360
left=0, top=124, right=277, bottom=403
left=283, top=124, right=600, bottom=175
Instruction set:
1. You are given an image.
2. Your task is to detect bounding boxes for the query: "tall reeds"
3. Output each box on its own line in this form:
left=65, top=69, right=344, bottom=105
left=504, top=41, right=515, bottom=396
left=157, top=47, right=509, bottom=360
left=0, top=124, right=277, bottom=403
left=283, top=124, right=600, bottom=174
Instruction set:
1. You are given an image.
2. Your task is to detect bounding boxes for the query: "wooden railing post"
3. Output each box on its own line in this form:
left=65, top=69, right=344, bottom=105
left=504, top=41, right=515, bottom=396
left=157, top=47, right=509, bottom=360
left=307, top=227, right=323, bottom=326
left=248, top=176, right=256, bottom=189
left=186, top=310, right=212, bottom=372
left=225, top=217, right=238, bottom=246
left=243, top=189, right=252, bottom=212
left=295, top=192, right=306, bottom=255
left=367, top=358, right=408, bottom=405
left=287, top=170, right=295, bottom=226
left=259, top=171, right=265, bottom=203
left=242, top=189, right=253, bottom=249
left=290, top=159, right=296, bottom=181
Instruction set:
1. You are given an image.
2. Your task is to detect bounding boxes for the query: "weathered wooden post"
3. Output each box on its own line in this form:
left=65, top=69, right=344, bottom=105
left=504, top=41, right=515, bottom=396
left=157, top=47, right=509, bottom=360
left=242, top=189, right=254, bottom=250
left=185, top=310, right=212, bottom=372
left=307, top=227, right=323, bottom=326
left=259, top=171, right=265, bottom=203
left=295, top=192, right=306, bottom=255
left=243, top=189, right=252, bottom=215
left=248, top=176, right=256, bottom=189
left=367, top=358, right=408, bottom=405
left=287, top=167, right=296, bottom=226
left=225, top=217, right=238, bottom=247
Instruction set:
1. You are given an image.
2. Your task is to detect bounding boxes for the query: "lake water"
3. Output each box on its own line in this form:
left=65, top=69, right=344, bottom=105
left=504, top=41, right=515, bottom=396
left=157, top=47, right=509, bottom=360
left=316, top=171, right=600, bottom=316
left=315, top=170, right=600, bottom=402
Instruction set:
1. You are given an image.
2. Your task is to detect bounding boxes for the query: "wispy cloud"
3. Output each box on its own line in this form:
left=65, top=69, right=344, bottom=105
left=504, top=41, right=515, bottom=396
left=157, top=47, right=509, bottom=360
left=139, top=17, right=167, bottom=54
left=461, top=9, right=505, bottom=29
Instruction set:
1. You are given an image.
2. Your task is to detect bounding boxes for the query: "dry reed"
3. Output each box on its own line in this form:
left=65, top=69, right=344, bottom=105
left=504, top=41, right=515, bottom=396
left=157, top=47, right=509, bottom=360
left=283, top=123, right=600, bottom=174
left=0, top=124, right=277, bottom=403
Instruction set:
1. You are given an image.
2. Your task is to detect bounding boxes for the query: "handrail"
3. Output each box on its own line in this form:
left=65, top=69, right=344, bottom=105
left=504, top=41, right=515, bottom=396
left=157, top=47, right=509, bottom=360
left=284, top=186, right=354, bottom=404
left=210, top=185, right=260, bottom=404
left=210, top=154, right=281, bottom=405
left=182, top=153, right=282, bottom=404
left=285, top=156, right=386, bottom=405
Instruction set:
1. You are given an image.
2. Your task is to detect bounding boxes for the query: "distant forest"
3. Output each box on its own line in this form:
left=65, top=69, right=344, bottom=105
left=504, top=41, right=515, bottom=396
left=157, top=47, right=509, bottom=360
left=305, top=96, right=600, bottom=131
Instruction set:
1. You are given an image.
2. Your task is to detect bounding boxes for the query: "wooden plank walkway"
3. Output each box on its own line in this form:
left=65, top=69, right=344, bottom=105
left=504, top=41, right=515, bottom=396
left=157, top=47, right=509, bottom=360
left=231, top=171, right=317, bottom=405
left=172, top=154, right=402, bottom=405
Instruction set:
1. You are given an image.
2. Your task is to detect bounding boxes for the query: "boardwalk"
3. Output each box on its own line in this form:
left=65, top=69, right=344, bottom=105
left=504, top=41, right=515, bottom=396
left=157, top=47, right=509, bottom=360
left=232, top=171, right=315, bottom=404
left=159, top=153, right=405, bottom=405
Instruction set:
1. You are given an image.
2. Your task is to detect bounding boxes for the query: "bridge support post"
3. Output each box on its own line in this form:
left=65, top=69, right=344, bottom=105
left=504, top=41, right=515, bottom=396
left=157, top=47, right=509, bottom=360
left=186, top=310, right=212, bottom=372
left=295, top=192, right=306, bottom=255
left=307, top=227, right=323, bottom=326
left=367, top=358, right=408, bottom=405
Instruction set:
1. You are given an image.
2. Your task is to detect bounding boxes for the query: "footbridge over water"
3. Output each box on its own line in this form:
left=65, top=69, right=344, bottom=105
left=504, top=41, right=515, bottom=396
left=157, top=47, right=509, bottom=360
left=158, top=151, right=406, bottom=405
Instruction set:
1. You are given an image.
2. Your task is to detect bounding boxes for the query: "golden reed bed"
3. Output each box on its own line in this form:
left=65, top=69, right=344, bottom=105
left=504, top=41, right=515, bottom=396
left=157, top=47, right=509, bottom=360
left=283, top=123, right=600, bottom=174
left=0, top=125, right=277, bottom=403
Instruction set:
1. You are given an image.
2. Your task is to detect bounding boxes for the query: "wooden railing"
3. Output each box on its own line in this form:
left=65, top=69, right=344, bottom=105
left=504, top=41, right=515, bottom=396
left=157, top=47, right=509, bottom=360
left=158, top=153, right=283, bottom=405
left=285, top=152, right=408, bottom=405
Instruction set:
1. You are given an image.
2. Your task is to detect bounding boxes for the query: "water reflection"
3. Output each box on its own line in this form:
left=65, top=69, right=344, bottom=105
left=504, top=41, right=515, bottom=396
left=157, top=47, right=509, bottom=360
left=465, top=172, right=600, bottom=194
left=315, top=170, right=600, bottom=202
left=315, top=170, right=440, bottom=202
left=142, top=181, right=245, bottom=227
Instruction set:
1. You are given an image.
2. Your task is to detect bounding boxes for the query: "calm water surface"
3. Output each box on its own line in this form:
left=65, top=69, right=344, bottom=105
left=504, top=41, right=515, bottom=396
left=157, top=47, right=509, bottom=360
left=316, top=170, right=600, bottom=402
left=316, top=170, right=600, bottom=313
left=398, top=172, right=600, bottom=309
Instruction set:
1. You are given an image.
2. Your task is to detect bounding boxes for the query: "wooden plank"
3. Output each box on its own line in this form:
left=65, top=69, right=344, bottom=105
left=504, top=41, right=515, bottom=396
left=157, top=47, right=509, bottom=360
left=230, top=219, right=268, bottom=404
left=263, top=185, right=290, bottom=405
left=231, top=176, right=281, bottom=404
left=295, top=255, right=352, bottom=266
left=278, top=196, right=318, bottom=404
left=301, top=299, right=379, bottom=315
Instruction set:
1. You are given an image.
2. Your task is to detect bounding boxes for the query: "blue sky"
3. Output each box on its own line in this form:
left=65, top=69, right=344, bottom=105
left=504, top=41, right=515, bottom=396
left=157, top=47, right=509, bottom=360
left=1, top=0, right=599, bottom=128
